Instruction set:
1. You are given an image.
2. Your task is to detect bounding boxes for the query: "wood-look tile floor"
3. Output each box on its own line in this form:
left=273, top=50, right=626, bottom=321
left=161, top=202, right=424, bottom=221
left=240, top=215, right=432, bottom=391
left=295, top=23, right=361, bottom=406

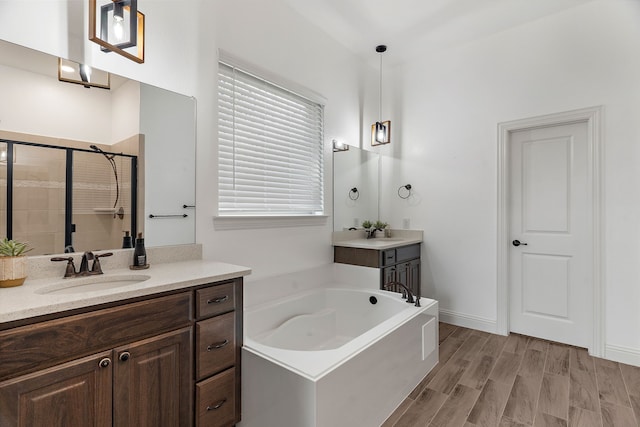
left=382, top=323, right=640, bottom=427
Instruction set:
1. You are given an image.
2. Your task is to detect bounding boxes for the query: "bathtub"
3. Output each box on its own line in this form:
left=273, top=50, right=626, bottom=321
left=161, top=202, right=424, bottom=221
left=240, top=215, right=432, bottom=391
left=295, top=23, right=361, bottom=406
left=239, top=287, right=439, bottom=427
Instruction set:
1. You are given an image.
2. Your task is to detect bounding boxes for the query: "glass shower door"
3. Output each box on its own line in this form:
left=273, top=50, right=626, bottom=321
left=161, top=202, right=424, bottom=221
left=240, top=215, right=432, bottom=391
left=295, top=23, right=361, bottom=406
left=10, top=144, right=67, bottom=255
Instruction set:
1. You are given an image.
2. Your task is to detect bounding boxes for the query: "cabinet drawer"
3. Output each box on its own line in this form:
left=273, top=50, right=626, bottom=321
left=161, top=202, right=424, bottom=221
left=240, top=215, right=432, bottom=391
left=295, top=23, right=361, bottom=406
left=196, top=283, right=236, bottom=319
left=382, top=249, right=396, bottom=266
left=0, top=292, right=192, bottom=381
left=196, top=312, right=235, bottom=380
left=196, top=367, right=236, bottom=427
left=396, top=244, right=420, bottom=263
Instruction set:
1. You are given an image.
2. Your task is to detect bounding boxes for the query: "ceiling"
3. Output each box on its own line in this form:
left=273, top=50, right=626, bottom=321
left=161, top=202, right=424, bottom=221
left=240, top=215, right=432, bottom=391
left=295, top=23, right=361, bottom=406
left=284, top=0, right=596, bottom=67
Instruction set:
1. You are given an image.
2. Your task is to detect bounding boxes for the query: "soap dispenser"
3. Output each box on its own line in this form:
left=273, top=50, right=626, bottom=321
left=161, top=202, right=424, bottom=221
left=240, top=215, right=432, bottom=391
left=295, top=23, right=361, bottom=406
left=122, top=231, right=133, bottom=249
left=130, top=232, right=149, bottom=269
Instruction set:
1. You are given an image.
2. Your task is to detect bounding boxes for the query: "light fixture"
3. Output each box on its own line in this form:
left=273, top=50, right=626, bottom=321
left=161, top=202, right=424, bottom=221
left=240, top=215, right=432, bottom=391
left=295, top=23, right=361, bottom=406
left=89, top=0, right=145, bottom=64
left=332, top=139, right=350, bottom=152
left=371, top=45, right=390, bottom=146
left=58, top=58, right=111, bottom=89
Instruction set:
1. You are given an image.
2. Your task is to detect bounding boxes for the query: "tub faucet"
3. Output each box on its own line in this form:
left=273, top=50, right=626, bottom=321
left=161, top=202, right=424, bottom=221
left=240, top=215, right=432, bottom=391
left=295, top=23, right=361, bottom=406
left=383, top=281, right=421, bottom=307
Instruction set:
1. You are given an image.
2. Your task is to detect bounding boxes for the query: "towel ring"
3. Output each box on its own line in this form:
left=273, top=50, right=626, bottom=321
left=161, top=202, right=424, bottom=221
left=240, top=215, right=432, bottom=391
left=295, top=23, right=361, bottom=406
left=398, top=184, right=412, bottom=199
left=349, top=187, right=360, bottom=200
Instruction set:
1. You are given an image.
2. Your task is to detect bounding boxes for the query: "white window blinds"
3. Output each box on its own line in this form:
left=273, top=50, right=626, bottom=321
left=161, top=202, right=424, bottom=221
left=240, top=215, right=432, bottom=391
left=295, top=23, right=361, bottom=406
left=218, top=62, right=325, bottom=216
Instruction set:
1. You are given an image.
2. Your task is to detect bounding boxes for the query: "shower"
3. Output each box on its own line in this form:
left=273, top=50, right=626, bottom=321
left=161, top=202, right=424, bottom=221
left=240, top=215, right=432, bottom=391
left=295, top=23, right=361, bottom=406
left=90, top=144, right=121, bottom=217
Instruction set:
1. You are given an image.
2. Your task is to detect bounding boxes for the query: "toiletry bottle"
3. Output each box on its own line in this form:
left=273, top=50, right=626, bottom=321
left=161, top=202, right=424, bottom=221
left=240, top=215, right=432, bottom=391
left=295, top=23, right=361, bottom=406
left=133, top=232, right=147, bottom=267
left=122, top=231, right=133, bottom=249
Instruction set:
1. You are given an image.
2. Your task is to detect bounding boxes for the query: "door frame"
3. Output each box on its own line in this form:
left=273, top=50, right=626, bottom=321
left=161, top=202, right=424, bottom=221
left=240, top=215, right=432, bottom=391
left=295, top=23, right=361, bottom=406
left=496, top=106, right=604, bottom=356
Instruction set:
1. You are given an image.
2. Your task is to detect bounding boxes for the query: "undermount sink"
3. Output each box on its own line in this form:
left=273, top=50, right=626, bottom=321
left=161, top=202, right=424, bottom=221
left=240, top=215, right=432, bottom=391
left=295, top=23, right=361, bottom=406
left=36, top=274, right=151, bottom=295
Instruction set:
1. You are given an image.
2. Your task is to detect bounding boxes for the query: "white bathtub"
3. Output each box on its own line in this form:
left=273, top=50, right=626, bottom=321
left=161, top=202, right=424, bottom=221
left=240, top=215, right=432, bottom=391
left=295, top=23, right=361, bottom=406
left=240, top=287, right=439, bottom=427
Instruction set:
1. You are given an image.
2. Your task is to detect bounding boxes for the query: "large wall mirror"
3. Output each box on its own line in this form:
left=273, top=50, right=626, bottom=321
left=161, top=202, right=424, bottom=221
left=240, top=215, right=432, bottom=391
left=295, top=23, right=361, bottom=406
left=0, top=40, right=196, bottom=255
left=333, top=146, right=379, bottom=231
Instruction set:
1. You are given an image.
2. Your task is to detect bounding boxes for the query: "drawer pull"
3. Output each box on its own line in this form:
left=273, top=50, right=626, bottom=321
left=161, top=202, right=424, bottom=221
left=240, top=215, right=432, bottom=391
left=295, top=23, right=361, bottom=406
left=207, top=340, right=229, bottom=351
left=207, top=295, right=229, bottom=304
left=206, top=399, right=227, bottom=411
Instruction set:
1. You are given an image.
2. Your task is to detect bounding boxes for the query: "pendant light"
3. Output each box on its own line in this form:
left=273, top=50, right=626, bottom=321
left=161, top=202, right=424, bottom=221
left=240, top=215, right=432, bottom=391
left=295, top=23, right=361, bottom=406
left=371, top=44, right=390, bottom=146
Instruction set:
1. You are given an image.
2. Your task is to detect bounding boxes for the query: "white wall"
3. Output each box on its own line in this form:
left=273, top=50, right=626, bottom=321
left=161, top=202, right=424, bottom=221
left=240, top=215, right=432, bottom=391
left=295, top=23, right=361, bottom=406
left=0, top=63, right=113, bottom=143
left=380, top=0, right=640, bottom=361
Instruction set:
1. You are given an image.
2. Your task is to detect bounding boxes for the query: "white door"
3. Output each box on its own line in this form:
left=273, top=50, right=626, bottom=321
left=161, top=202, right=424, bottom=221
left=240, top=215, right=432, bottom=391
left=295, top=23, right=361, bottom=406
left=509, top=121, right=592, bottom=348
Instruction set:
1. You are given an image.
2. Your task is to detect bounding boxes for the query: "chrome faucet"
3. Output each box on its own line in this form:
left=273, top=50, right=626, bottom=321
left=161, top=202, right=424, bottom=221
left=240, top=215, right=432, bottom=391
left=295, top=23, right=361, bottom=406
left=383, top=281, right=421, bottom=307
left=51, top=251, right=113, bottom=278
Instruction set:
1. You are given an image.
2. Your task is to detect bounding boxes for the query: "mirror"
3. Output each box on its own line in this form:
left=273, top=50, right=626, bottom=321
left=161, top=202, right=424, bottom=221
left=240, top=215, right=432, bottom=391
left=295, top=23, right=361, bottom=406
left=0, top=39, right=196, bottom=255
left=333, top=146, right=379, bottom=231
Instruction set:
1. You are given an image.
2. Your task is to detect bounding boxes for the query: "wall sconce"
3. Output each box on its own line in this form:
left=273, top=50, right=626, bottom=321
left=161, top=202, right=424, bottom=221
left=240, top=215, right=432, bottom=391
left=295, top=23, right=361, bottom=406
left=371, top=45, right=390, bottom=146
left=89, top=0, right=145, bottom=64
left=58, top=58, right=111, bottom=89
left=332, top=139, right=350, bottom=152
left=398, top=184, right=412, bottom=199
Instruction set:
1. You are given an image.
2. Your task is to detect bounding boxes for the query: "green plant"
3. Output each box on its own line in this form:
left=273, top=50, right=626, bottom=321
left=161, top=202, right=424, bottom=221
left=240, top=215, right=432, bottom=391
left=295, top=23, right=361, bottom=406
left=361, top=220, right=373, bottom=229
left=0, top=238, right=32, bottom=257
left=373, top=220, right=388, bottom=230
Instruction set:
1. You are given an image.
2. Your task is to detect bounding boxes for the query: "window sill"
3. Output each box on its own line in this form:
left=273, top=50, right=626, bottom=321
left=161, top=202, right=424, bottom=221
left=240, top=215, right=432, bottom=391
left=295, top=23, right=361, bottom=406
left=213, top=215, right=329, bottom=230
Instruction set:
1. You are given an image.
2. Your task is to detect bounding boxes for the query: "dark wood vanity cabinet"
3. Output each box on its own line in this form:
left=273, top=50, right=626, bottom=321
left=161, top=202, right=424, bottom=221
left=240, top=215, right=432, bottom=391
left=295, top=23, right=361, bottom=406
left=0, top=277, right=243, bottom=427
left=335, top=243, right=421, bottom=297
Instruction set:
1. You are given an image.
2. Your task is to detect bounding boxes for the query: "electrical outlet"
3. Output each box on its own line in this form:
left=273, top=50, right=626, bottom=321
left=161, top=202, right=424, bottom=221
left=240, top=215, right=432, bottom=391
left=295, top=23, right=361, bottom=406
left=403, top=218, right=410, bottom=229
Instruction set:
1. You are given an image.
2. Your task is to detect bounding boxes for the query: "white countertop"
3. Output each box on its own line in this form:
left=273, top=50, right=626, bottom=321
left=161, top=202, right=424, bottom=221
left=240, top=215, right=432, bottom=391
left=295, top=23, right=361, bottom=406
left=0, top=259, right=251, bottom=324
left=332, top=229, right=423, bottom=250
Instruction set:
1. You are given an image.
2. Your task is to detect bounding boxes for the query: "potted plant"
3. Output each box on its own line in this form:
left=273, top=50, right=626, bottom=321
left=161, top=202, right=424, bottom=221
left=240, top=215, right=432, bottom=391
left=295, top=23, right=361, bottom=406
left=0, top=238, right=32, bottom=288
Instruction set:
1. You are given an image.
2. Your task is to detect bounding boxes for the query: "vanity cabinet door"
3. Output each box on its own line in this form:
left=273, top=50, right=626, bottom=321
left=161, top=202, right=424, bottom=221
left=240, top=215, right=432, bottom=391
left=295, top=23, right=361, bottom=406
left=0, top=351, right=112, bottom=427
left=113, top=327, right=193, bottom=427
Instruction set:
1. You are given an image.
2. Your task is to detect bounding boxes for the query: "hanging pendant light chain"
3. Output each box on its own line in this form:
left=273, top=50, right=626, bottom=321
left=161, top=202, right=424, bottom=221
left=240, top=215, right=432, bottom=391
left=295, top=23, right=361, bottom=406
left=379, top=52, right=383, bottom=122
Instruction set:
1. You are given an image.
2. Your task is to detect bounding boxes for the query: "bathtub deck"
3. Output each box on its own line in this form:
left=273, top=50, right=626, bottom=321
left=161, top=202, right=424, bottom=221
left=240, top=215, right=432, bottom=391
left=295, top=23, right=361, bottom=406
left=382, top=322, right=640, bottom=427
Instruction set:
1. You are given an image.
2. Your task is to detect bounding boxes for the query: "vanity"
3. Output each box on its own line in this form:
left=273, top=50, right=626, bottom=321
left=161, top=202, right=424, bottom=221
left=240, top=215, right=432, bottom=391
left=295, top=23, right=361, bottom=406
left=333, top=230, right=423, bottom=298
left=0, top=247, right=250, bottom=427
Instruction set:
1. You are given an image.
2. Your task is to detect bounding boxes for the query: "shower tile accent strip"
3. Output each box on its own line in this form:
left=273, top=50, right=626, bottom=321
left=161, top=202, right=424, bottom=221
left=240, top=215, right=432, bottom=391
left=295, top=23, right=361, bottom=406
left=383, top=323, right=640, bottom=427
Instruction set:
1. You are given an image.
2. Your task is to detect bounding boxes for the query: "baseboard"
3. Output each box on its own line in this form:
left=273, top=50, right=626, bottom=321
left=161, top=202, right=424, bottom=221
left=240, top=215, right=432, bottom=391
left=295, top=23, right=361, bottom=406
left=606, top=344, right=640, bottom=367
left=439, top=309, right=498, bottom=334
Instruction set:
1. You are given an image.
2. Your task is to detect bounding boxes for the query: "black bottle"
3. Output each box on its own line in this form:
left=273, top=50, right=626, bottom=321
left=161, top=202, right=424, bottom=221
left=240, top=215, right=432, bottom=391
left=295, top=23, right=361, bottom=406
left=122, top=231, right=133, bottom=249
left=133, top=232, right=147, bottom=267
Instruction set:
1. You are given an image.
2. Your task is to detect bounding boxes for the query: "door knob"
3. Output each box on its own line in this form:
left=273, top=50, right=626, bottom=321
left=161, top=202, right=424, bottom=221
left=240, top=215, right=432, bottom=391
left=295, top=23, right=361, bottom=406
left=512, top=240, right=528, bottom=247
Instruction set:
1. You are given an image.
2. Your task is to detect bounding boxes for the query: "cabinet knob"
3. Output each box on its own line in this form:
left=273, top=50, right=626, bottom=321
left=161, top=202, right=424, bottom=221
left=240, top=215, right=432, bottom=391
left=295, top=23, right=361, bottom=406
left=207, top=339, right=229, bottom=351
left=119, top=351, right=131, bottom=362
left=98, top=357, right=111, bottom=368
left=206, top=295, right=229, bottom=304
left=206, top=399, right=227, bottom=411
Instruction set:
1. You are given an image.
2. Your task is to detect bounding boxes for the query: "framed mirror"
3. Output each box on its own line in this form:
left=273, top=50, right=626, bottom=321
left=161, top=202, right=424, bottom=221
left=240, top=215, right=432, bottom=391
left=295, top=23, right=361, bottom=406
left=0, top=39, right=196, bottom=255
left=333, top=145, right=379, bottom=231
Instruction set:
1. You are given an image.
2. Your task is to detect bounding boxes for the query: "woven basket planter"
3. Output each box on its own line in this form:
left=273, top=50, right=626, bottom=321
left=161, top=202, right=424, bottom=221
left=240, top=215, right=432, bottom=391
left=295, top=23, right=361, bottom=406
left=0, top=256, right=27, bottom=288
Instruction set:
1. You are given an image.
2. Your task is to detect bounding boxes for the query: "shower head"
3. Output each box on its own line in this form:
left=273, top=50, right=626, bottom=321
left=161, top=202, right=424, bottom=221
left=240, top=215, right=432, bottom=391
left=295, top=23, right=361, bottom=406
left=89, top=144, right=120, bottom=209
left=90, top=145, right=114, bottom=160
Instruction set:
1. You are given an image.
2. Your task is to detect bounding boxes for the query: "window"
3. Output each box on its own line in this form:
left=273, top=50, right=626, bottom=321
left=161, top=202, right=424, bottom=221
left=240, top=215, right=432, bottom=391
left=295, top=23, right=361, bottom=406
left=217, top=61, right=324, bottom=219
